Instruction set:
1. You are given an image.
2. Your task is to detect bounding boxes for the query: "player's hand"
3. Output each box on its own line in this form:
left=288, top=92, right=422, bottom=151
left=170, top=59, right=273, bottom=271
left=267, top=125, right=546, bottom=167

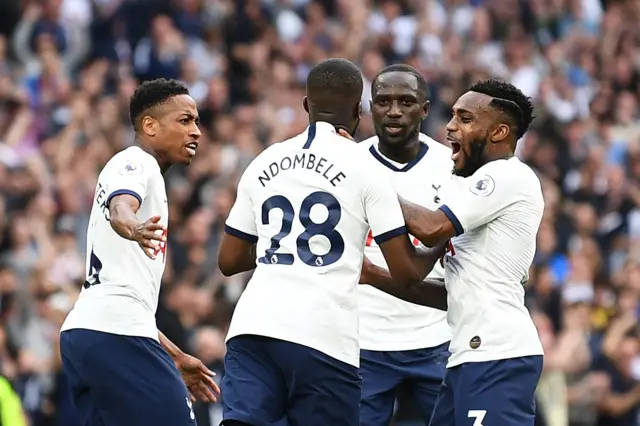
left=438, top=240, right=450, bottom=268
left=337, top=128, right=355, bottom=141
left=133, top=215, right=166, bottom=259
left=175, top=353, right=221, bottom=404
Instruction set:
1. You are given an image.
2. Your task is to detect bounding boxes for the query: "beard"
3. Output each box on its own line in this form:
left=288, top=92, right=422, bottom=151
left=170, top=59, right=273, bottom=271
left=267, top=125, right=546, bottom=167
left=452, top=136, right=487, bottom=177
left=376, top=122, right=420, bottom=146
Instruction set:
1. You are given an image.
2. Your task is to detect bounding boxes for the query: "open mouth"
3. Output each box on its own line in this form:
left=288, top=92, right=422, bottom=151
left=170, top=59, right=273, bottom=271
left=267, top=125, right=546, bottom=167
left=384, top=123, right=404, bottom=136
left=185, top=141, right=198, bottom=156
left=447, top=137, right=461, bottom=161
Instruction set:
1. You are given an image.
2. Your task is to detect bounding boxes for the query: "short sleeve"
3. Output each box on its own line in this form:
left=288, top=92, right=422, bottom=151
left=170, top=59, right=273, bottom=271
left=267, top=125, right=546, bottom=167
left=225, top=170, right=258, bottom=243
left=105, top=154, right=149, bottom=207
left=438, top=165, right=519, bottom=235
left=362, top=168, right=407, bottom=244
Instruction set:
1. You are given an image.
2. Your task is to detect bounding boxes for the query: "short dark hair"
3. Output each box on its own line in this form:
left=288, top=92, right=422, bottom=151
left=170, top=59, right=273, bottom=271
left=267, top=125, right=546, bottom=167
left=129, top=78, right=190, bottom=130
left=306, top=58, right=363, bottom=102
left=468, top=79, right=534, bottom=139
left=373, top=64, right=429, bottom=100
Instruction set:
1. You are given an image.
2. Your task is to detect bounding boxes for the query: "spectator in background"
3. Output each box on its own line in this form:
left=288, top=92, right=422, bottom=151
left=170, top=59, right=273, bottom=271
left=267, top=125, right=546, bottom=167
left=133, top=14, right=185, bottom=81
left=0, top=0, right=638, bottom=425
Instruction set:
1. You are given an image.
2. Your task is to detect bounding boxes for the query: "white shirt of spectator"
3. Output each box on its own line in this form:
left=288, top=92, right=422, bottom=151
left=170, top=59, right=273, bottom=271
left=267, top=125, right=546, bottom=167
left=61, top=146, right=168, bottom=340
left=439, top=157, right=545, bottom=367
left=358, top=133, right=453, bottom=351
left=224, top=121, right=407, bottom=367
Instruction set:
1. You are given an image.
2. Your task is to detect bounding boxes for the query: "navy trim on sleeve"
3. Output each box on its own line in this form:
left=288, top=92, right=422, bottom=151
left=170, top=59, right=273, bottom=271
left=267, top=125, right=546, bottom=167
left=106, top=189, right=143, bottom=208
left=374, top=225, right=408, bottom=244
left=224, top=225, right=259, bottom=244
left=439, top=205, right=464, bottom=236
left=302, top=123, right=317, bottom=149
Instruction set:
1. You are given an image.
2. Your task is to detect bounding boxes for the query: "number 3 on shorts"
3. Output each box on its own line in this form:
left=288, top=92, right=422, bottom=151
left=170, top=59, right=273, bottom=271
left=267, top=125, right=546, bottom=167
left=468, top=410, right=487, bottom=426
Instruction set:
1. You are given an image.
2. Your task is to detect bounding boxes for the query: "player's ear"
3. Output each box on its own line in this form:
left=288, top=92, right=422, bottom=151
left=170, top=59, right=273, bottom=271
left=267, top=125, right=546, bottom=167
left=303, top=97, right=309, bottom=113
left=355, top=101, right=362, bottom=120
left=141, top=115, right=158, bottom=137
left=491, top=123, right=510, bottom=143
left=422, top=100, right=430, bottom=120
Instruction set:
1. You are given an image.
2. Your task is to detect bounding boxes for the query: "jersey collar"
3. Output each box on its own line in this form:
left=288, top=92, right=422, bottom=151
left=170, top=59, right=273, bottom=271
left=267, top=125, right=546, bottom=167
left=368, top=141, right=429, bottom=172
left=313, top=121, right=337, bottom=134
left=303, top=122, right=339, bottom=149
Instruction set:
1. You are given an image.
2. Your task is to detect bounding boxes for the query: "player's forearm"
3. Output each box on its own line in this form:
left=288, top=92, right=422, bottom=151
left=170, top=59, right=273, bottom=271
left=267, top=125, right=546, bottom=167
left=158, top=330, right=184, bottom=360
left=413, top=244, right=446, bottom=279
left=399, top=197, right=450, bottom=247
left=363, top=263, right=447, bottom=310
left=109, top=203, right=140, bottom=240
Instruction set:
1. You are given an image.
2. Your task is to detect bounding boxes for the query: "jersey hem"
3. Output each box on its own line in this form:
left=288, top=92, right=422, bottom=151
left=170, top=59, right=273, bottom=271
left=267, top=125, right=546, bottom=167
left=359, top=338, right=451, bottom=352
left=446, top=349, right=545, bottom=368
left=60, top=324, right=158, bottom=341
left=226, top=331, right=359, bottom=368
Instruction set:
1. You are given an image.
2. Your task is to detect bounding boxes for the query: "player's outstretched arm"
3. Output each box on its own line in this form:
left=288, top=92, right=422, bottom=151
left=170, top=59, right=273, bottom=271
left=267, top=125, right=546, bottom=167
left=218, top=233, right=257, bottom=276
left=399, top=196, right=457, bottom=247
left=360, top=256, right=447, bottom=310
left=109, top=194, right=166, bottom=259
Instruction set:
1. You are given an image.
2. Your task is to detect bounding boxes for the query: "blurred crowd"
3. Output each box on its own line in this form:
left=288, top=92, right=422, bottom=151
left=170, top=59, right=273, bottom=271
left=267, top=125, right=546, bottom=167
left=0, top=0, right=638, bottom=425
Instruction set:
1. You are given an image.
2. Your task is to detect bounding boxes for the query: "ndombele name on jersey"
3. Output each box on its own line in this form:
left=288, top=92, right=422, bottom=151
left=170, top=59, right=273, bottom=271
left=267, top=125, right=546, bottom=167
left=258, top=153, right=346, bottom=188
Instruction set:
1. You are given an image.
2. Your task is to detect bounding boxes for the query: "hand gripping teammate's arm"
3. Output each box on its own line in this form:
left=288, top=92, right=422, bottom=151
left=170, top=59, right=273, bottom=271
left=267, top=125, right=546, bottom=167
left=361, top=158, right=446, bottom=290
left=359, top=255, right=448, bottom=310
left=337, top=128, right=449, bottom=303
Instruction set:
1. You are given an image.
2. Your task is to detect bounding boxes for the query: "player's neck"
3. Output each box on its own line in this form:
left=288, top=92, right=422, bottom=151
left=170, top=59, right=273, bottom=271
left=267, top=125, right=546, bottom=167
left=378, top=137, right=422, bottom=164
left=134, top=140, right=170, bottom=174
left=309, top=115, right=351, bottom=133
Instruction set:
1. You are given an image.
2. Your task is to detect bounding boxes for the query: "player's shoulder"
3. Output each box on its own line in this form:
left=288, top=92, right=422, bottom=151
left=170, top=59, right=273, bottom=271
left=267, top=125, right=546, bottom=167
left=481, top=156, right=538, bottom=182
left=358, top=135, right=377, bottom=151
left=472, top=157, right=541, bottom=197
left=250, top=139, right=289, bottom=163
left=103, top=146, right=159, bottom=179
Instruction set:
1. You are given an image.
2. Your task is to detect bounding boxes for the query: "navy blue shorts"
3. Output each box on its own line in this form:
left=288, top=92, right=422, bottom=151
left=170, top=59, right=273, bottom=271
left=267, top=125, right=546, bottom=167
left=429, top=356, right=543, bottom=426
left=359, top=342, right=449, bottom=426
left=221, top=335, right=361, bottom=426
left=60, top=329, right=195, bottom=426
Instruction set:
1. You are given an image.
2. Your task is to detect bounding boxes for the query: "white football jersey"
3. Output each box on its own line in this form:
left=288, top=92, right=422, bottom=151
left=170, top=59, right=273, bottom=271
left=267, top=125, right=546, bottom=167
left=358, top=133, right=453, bottom=351
left=61, top=146, right=168, bottom=340
left=224, top=121, right=407, bottom=367
left=439, top=156, right=544, bottom=367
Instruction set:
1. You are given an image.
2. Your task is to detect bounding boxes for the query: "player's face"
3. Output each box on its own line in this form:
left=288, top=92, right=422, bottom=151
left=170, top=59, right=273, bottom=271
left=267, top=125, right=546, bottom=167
left=371, top=72, right=428, bottom=148
left=446, top=91, right=495, bottom=177
left=155, top=94, right=201, bottom=166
